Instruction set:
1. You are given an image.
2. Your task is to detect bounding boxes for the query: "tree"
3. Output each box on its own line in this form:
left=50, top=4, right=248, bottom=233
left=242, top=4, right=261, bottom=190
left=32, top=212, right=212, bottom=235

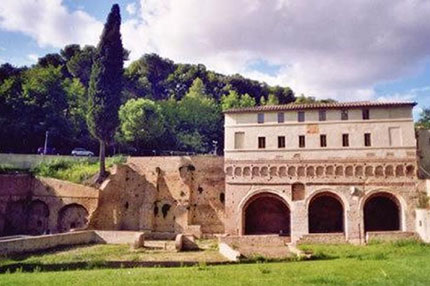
left=295, top=94, right=337, bottom=104
left=262, top=94, right=279, bottom=106
left=67, top=45, right=96, bottom=87
left=87, top=4, right=124, bottom=181
left=37, top=53, right=64, bottom=68
left=176, top=78, right=221, bottom=153
left=270, top=86, right=295, bottom=104
left=220, top=90, right=256, bottom=111
left=417, top=108, right=430, bottom=129
left=118, top=98, right=165, bottom=149
left=125, top=54, right=174, bottom=100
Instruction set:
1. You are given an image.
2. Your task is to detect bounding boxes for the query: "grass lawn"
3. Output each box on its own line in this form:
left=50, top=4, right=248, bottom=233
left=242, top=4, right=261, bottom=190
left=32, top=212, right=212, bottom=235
left=0, top=156, right=126, bottom=184
left=0, top=241, right=430, bottom=286
left=1, top=240, right=430, bottom=285
left=0, top=240, right=225, bottom=267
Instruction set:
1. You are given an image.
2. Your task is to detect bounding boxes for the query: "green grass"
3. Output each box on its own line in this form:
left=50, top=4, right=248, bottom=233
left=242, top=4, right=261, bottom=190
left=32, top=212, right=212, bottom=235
left=2, top=240, right=430, bottom=285
left=31, top=156, right=126, bottom=184
left=0, top=164, right=27, bottom=173
left=0, top=243, right=226, bottom=268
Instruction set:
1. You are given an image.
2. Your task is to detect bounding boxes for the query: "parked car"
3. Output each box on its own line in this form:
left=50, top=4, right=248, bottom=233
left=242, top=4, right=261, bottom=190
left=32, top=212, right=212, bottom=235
left=37, top=147, right=57, bottom=155
left=71, top=148, right=94, bottom=157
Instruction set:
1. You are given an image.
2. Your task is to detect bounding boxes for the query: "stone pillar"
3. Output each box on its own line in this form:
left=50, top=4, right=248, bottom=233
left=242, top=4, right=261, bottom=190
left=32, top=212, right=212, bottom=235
left=290, top=200, right=307, bottom=243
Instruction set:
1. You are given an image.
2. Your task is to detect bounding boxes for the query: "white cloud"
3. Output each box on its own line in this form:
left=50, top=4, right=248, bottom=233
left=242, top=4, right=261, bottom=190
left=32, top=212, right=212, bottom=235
left=2, top=0, right=430, bottom=102
left=126, top=3, right=137, bottom=15
left=27, top=53, right=39, bottom=63
left=122, top=0, right=430, bottom=101
left=0, top=0, right=103, bottom=48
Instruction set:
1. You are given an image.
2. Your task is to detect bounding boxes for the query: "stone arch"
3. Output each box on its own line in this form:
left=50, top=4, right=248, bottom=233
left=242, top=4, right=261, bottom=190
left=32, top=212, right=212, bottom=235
left=288, top=166, right=296, bottom=176
left=243, top=193, right=290, bottom=235
left=226, top=167, right=233, bottom=176
left=345, top=166, right=353, bottom=177
left=385, top=165, right=394, bottom=176
left=306, top=166, right=315, bottom=177
left=297, top=166, right=305, bottom=177
left=316, top=166, right=324, bottom=177
left=375, top=166, right=384, bottom=177
left=308, top=192, right=344, bottom=233
left=57, top=204, right=89, bottom=233
left=395, top=165, right=404, bottom=176
left=405, top=165, right=415, bottom=177
left=335, top=166, right=343, bottom=176
left=365, top=166, right=373, bottom=176
left=243, top=167, right=251, bottom=176
left=325, top=165, right=334, bottom=176
left=27, top=200, right=50, bottom=235
left=252, top=166, right=259, bottom=177
left=234, top=167, right=242, bottom=177
left=3, top=200, right=27, bottom=235
left=278, top=166, right=287, bottom=177
left=363, top=192, right=401, bottom=232
left=260, top=166, right=269, bottom=176
left=270, top=166, right=277, bottom=177
left=355, top=165, right=364, bottom=176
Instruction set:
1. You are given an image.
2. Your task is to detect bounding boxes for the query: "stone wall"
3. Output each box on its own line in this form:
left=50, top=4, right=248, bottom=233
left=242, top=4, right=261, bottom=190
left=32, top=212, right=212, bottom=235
left=0, top=174, right=99, bottom=236
left=90, top=156, right=225, bottom=235
left=224, top=158, right=420, bottom=244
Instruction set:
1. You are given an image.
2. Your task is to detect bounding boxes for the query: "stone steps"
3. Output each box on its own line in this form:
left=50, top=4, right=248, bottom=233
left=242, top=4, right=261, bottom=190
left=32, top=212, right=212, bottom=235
left=297, top=233, right=346, bottom=245
left=144, top=240, right=176, bottom=251
left=366, top=231, right=418, bottom=242
left=219, top=235, right=293, bottom=259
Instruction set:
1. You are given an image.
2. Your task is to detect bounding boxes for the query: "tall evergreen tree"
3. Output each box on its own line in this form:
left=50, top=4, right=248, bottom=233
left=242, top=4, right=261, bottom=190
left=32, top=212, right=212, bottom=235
left=87, top=4, right=124, bottom=181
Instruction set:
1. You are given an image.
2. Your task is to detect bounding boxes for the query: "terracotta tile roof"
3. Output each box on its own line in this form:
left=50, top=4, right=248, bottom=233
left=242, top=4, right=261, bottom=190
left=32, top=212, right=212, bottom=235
left=224, top=101, right=417, bottom=113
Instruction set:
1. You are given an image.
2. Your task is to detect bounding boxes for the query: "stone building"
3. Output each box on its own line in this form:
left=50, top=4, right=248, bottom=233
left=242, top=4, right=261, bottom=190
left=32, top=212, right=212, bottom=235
left=223, top=101, right=420, bottom=244
left=2, top=100, right=430, bottom=247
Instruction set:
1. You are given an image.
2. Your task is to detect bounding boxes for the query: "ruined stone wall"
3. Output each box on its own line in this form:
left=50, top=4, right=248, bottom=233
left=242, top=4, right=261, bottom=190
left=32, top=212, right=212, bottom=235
left=0, top=174, right=98, bottom=236
left=90, top=156, right=225, bottom=235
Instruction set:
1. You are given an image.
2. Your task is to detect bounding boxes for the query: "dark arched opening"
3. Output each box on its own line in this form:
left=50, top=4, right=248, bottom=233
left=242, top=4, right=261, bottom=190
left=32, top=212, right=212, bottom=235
left=244, top=193, right=290, bottom=235
left=58, top=204, right=89, bottom=233
left=309, top=192, right=344, bottom=233
left=27, top=200, right=50, bottom=235
left=3, top=200, right=27, bottom=235
left=364, top=193, right=400, bottom=232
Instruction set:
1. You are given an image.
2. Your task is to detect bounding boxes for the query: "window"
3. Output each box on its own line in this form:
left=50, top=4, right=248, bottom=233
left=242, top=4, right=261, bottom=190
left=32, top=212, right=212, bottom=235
left=364, top=133, right=371, bottom=147
left=234, top=132, right=245, bottom=149
left=299, top=135, right=305, bottom=148
left=320, top=134, right=327, bottom=147
left=341, top=109, right=348, bottom=120
left=298, top=111, right=305, bottom=122
left=258, top=137, right=266, bottom=149
left=362, top=109, right=370, bottom=120
left=342, top=134, right=349, bottom=147
left=277, top=112, right=285, bottom=123
left=319, top=110, right=326, bottom=121
left=257, top=113, right=264, bottom=124
left=278, top=136, right=286, bottom=148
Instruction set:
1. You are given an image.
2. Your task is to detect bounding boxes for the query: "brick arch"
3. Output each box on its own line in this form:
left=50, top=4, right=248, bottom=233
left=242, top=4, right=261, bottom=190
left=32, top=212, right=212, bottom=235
left=243, top=192, right=290, bottom=235
left=385, top=165, right=394, bottom=176
left=57, top=203, right=89, bottom=233
left=307, top=192, right=345, bottom=233
left=27, top=200, right=50, bottom=235
left=3, top=200, right=27, bottom=235
left=234, top=167, right=242, bottom=176
left=359, top=189, right=407, bottom=232
left=363, top=192, right=401, bottom=232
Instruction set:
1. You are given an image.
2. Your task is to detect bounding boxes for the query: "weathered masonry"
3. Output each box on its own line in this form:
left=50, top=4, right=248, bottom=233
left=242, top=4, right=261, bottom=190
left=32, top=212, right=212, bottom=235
left=224, top=101, right=421, bottom=244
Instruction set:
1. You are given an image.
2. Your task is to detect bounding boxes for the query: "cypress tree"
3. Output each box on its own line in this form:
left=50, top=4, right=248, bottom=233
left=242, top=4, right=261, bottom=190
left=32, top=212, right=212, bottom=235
left=87, top=4, right=124, bottom=181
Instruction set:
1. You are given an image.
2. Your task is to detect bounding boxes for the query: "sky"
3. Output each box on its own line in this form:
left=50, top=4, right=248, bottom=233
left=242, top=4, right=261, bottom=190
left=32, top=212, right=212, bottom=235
left=0, top=0, right=429, bottom=119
